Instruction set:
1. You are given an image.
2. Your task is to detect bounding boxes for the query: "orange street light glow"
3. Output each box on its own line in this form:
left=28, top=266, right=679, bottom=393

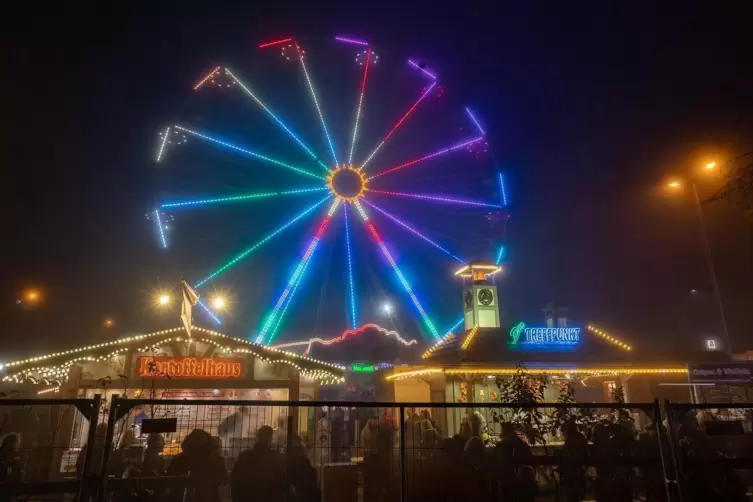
left=23, top=289, right=41, bottom=303
left=104, top=318, right=115, bottom=328
left=212, top=296, right=226, bottom=310
left=705, top=161, right=716, bottom=170
left=667, top=181, right=681, bottom=188
left=157, top=293, right=171, bottom=306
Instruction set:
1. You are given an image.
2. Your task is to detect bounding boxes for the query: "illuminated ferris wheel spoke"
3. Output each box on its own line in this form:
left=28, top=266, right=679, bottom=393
left=464, top=107, right=486, bottom=135
left=223, top=68, right=330, bottom=173
left=347, top=48, right=372, bottom=166
left=156, top=126, right=171, bottom=162
left=368, top=136, right=485, bottom=180
left=295, top=43, right=339, bottom=169
left=193, top=66, right=221, bottom=91
left=197, top=299, right=223, bottom=324
left=159, top=187, right=328, bottom=209
left=268, top=249, right=313, bottom=342
left=361, top=199, right=466, bottom=264
left=174, top=125, right=325, bottom=180
left=359, top=82, right=438, bottom=172
left=257, top=199, right=342, bottom=345
left=194, top=195, right=331, bottom=288
left=369, top=189, right=504, bottom=208
left=343, top=204, right=357, bottom=329
left=353, top=201, right=440, bottom=340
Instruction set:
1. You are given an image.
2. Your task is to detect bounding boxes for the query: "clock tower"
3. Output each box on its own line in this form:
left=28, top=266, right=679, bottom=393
left=455, top=260, right=503, bottom=330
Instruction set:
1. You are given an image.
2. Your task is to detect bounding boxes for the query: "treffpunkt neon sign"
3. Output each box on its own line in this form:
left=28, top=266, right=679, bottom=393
left=509, top=322, right=580, bottom=347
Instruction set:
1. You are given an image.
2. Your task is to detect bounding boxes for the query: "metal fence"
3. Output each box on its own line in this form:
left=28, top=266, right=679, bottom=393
left=1, top=396, right=753, bottom=501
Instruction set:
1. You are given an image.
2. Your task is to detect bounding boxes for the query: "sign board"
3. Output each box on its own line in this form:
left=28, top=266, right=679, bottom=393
left=351, top=363, right=376, bottom=373
left=689, top=362, right=753, bottom=382
left=509, top=321, right=580, bottom=348
left=137, top=357, right=243, bottom=379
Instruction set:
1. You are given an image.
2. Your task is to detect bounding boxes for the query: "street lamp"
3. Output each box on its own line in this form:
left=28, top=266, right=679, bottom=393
left=104, top=318, right=115, bottom=328
left=155, top=292, right=171, bottom=308
left=664, top=160, right=731, bottom=356
left=382, top=303, right=393, bottom=316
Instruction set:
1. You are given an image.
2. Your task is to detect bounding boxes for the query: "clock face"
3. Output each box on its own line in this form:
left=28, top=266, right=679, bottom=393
left=478, top=289, right=494, bottom=306
left=464, top=290, right=473, bottom=308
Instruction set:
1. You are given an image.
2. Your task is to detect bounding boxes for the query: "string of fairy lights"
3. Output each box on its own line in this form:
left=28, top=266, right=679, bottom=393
left=0, top=326, right=344, bottom=385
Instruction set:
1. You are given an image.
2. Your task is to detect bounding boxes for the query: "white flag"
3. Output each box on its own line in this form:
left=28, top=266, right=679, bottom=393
left=180, top=280, right=200, bottom=338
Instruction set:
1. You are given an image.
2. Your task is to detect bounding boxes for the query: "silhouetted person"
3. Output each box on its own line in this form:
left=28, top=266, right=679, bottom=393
left=0, top=434, right=22, bottom=502
left=361, top=414, right=393, bottom=502
left=559, top=420, right=588, bottom=502
left=286, top=435, right=320, bottom=502
left=140, top=434, right=165, bottom=477
left=495, top=423, right=535, bottom=502
left=167, top=428, right=228, bottom=502
left=231, top=425, right=288, bottom=502
left=330, top=408, right=344, bottom=462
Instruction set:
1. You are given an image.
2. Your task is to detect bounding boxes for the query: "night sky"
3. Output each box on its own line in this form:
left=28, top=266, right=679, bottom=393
left=4, top=2, right=753, bottom=360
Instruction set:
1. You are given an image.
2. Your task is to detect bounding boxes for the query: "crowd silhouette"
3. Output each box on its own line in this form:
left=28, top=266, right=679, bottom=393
left=2, top=406, right=752, bottom=501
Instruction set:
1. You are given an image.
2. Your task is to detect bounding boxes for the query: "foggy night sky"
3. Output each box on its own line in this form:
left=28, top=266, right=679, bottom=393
left=4, top=1, right=753, bottom=360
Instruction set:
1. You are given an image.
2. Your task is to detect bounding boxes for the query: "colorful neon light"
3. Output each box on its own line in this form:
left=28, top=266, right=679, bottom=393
left=348, top=48, right=372, bottom=166
left=258, top=37, right=293, bottom=49
left=509, top=321, right=581, bottom=346
left=193, top=66, right=221, bottom=91
left=156, top=126, right=170, bottom=162
left=335, top=36, right=369, bottom=46
left=344, top=205, right=357, bottom=329
left=296, top=43, right=338, bottom=168
left=369, top=137, right=484, bottom=180
left=464, top=107, right=485, bottom=135
left=154, top=210, right=167, bottom=249
left=363, top=199, right=465, bottom=263
left=272, top=323, right=417, bottom=356
left=224, top=68, right=329, bottom=173
left=174, top=125, right=324, bottom=180
left=407, top=60, right=437, bottom=80
left=257, top=200, right=340, bottom=345
left=195, top=196, right=330, bottom=287
left=160, top=187, right=327, bottom=209
left=369, top=189, right=503, bottom=208
left=498, top=172, right=508, bottom=206
left=354, top=202, right=439, bottom=339
left=268, top=248, right=313, bottom=340
left=495, top=246, right=506, bottom=265
left=360, top=82, right=437, bottom=171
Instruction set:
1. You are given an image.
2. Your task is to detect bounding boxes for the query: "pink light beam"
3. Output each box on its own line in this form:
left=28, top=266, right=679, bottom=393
left=408, top=60, right=437, bottom=80
left=259, top=37, right=293, bottom=49
left=368, top=137, right=484, bottom=180
left=335, top=36, right=369, bottom=46
left=359, top=82, right=438, bottom=171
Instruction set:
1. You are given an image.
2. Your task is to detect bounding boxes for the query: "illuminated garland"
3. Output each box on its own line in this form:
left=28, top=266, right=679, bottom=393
left=0, top=326, right=344, bottom=384
left=587, top=325, right=633, bottom=352
left=386, top=366, right=687, bottom=381
left=461, top=325, right=479, bottom=350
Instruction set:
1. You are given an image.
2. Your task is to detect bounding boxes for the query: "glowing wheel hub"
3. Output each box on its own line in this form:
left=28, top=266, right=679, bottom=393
left=328, top=165, right=367, bottom=201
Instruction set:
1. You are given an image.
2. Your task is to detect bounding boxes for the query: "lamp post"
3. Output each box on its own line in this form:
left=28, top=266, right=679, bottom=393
left=666, top=161, right=731, bottom=357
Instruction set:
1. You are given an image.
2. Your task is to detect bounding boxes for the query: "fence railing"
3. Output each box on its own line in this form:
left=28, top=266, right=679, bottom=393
left=1, top=396, right=752, bottom=501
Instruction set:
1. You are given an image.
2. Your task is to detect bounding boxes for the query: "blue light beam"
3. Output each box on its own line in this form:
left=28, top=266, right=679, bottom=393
left=344, top=204, right=357, bottom=329
left=160, top=187, right=327, bottom=209
left=224, top=68, right=330, bottom=173
left=195, top=196, right=331, bottom=287
left=174, top=125, right=325, bottom=181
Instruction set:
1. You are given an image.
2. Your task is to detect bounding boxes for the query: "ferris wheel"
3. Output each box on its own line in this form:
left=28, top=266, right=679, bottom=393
left=151, top=34, right=508, bottom=347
